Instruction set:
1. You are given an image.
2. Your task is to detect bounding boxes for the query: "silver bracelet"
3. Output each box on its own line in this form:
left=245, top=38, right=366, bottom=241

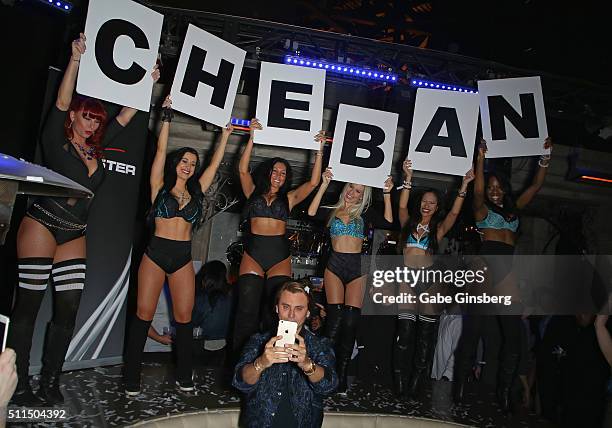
left=538, top=159, right=550, bottom=168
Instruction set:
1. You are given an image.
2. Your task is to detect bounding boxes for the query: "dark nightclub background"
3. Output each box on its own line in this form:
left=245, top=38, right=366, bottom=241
left=1, top=0, right=611, bottom=349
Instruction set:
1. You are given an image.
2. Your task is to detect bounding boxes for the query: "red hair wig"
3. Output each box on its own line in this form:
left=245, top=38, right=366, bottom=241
left=63, top=96, right=108, bottom=158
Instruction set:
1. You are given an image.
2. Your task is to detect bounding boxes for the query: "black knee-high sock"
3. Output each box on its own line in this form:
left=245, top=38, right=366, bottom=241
left=9, top=257, right=53, bottom=390
left=175, top=321, right=193, bottom=383
left=123, top=316, right=152, bottom=385
left=232, top=274, right=265, bottom=353
left=41, top=259, right=86, bottom=379
left=393, top=313, right=417, bottom=395
left=262, top=275, right=291, bottom=332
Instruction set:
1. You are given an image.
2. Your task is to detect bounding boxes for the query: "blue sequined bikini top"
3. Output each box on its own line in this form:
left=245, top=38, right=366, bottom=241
left=475, top=209, right=519, bottom=233
left=153, top=189, right=202, bottom=224
left=329, top=216, right=365, bottom=239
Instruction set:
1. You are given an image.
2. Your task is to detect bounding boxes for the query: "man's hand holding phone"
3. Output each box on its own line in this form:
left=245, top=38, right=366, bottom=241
left=285, top=334, right=309, bottom=369
left=259, top=335, right=289, bottom=368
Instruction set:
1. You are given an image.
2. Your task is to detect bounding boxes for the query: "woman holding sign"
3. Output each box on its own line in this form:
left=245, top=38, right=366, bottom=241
left=232, top=119, right=324, bottom=354
left=8, top=33, right=158, bottom=406
left=393, top=159, right=474, bottom=398
left=307, top=169, right=393, bottom=393
left=122, top=96, right=232, bottom=396
left=454, top=137, right=552, bottom=412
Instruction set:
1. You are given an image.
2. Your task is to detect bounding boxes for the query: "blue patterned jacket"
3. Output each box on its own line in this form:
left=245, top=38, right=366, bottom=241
left=232, top=328, right=338, bottom=428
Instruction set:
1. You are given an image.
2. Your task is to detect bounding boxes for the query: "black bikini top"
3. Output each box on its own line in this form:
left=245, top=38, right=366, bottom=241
left=153, top=189, right=202, bottom=224
left=246, top=194, right=289, bottom=221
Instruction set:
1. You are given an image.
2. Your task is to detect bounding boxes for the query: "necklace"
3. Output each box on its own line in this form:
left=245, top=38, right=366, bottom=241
left=173, top=189, right=191, bottom=207
left=73, top=140, right=97, bottom=160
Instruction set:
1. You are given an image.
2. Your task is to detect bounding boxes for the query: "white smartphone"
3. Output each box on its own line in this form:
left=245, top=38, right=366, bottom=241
left=0, top=314, right=9, bottom=353
left=275, top=320, right=297, bottom=348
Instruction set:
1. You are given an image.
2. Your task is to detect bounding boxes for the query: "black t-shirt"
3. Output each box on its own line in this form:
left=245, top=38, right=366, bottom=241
left=270, top=374, right=298, bottom=428
left=41, top=105, right=124, bottom=193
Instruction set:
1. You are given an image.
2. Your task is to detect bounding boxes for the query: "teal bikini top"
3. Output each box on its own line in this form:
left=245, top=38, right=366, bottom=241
left=475, top=209, right=519, bottom=233
left=405, top=223, right=432, bottom=251
left=329, top=216, right=365, bottom=239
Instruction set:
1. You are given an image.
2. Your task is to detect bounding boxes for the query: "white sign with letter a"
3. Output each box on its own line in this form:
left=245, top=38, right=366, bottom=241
left=408, top=88, right=479, bottom=176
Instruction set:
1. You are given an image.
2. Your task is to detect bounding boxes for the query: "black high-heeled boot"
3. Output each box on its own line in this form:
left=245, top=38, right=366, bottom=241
left=324, top=304, right=343, bottom=347
left=406, top=316, right=438, bottom=398
left=122, top=316, right=152, bottom=396
left=8, top=321, right=44, bottom=406
left=336, top=305, right=360, bottom=394
left=392, top=317, right=416, bottom=397
left=38, top=323, right=74, bottom=405
left=175, top=321, right=195, bottom=392
left=497, top=352, right=520, bottom=414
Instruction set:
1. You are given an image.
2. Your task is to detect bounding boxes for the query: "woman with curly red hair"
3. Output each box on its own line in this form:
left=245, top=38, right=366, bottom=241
left=7, top=32, right=159, bottom=406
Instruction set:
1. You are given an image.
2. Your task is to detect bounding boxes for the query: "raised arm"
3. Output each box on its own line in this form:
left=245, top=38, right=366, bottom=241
left=382, top=176, right=394, bottom=223
left=287, top=131, right=325, bottom=210
left=150, top=96, right=172, bottom=202
left=56, top=33, right=86, bottom=111
left=398, top=159, right=413, bottom=228
left=595, top=315, right=612, bottom=367
left=438, top=169, right=474, bottom=239
left=238, top=119, right=260, bottom=199
left=515, top=137, right=552, bottom=210
left=308, top=168, right=332, bottom=216
left=473, top=139, right=488, bottom=221
left=115, top=64, right=160, bottom=127
left=199, top=123, right=233, bottom=193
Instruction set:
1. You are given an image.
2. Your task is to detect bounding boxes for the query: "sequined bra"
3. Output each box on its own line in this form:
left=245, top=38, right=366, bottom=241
left=475, top=209, right=519, bottom=233
left=329, top=216, right=365, bottom=239
left=153, top=189, right=202, bottom=224
left=246, top=194, right=289, bottom=222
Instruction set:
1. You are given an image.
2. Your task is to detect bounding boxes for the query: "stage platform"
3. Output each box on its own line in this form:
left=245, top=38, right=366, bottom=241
left=6, top=354, right=554, bottom=427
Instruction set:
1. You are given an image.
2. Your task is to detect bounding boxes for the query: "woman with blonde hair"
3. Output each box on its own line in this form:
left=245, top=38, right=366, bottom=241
left=308, top=168, right=393, bottom=393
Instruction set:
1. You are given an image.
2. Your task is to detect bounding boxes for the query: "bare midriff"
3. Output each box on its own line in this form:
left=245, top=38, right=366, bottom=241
left=250, top=217, right=286, bottom=236
left=154, top=217, right=193, bottom=242
left=331, top=235, right=363, bottom=253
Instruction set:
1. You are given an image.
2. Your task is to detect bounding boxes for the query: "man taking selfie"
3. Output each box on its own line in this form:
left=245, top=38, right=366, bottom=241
left=232, top=281, right=338, bottom=428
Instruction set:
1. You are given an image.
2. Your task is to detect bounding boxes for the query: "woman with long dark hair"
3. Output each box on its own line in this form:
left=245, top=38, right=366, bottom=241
left=8, top=33, right=158, bottom=406
left=307, top=168, right=393, bottom=393
left=393, top=159, right=474, bottom=397
left=454, top=137, right=552, bottom=412
left=192, top=260, right=233, bottom=342
left=232, top=119, right=324, bottom=353
left=123, top=96, right=232, bottom=395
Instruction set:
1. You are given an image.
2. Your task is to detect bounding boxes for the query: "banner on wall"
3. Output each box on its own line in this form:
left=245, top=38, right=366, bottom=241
left=479, top=76, right=549, bottom=158
left=254, top=62, right=325, bottom=150
left=327, top=104, right=398, bottom=188
left=408, top=88, right=480, bottom=176
left=28, top=68, right=149, bottom=372
left=77, top=0, right=163, bottom=112
left=170, top=24, right=246, bottom=127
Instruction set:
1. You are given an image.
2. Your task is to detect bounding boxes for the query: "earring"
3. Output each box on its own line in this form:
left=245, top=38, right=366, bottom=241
left=69, top=120, right=74, bottom=129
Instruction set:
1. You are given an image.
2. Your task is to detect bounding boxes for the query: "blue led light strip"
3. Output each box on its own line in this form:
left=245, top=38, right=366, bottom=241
left=39, top=0, right=73, bottom=12
left=410, top=78, right=477, bottom=94
left=285, top=55, right=397, bottom=83
left=231, top=118, right=251, bottom=127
